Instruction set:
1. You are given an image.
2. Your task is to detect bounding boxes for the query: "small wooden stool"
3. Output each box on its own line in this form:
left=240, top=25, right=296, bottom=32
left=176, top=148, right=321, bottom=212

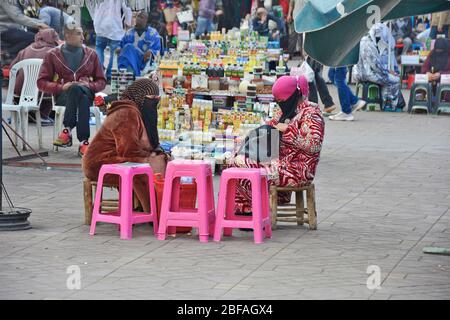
left=270, top=184, right=317, bottom=230
left=83, top=178, right=141, bottom=225
left=83, top=178, right=119, bottom=225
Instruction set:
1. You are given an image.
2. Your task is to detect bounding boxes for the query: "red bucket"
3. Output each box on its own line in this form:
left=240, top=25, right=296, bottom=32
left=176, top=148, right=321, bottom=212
left=154, top=174, right=196, bottom=233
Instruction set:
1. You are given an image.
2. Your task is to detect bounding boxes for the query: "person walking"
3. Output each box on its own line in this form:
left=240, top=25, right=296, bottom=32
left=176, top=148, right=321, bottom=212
left=87, top=0, right=132, bottom=81
left=307, top=57, right=336, bottom=114
left=328, top=67, right=366, bottom=121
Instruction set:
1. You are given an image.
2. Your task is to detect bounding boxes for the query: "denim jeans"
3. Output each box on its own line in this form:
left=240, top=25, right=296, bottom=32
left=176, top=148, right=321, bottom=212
left=328, top=67, right=358, bottom=114
left=195, top=17, right=215, bottom=37
left=430, top=25, right=449, bottom=40
left=95, top=36, right=121, bottom=79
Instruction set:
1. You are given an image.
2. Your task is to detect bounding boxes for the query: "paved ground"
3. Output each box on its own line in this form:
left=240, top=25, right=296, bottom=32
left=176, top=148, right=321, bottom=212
left=1, top=84, right=450, bottom=300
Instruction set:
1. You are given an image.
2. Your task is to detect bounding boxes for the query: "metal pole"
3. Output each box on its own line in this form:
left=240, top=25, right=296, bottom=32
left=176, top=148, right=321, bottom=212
left=1, top=56, right=3, bottom=210
left=388, top=21, right=392, bottom=72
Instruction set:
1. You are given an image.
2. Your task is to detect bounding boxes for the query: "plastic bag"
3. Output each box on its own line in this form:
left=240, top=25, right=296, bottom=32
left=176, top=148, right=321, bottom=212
left=291, top=61, right=315, bottom=83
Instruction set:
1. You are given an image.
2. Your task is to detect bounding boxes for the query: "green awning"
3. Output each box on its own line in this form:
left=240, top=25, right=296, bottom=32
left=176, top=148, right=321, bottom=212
left=294, top=0, right=450, bottom=67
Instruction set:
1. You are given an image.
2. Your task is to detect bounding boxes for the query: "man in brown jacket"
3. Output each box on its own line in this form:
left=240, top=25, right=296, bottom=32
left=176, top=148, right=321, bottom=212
left=431, top=11, right=450, bottom=39
left=37, top=25, right=106, bottom=156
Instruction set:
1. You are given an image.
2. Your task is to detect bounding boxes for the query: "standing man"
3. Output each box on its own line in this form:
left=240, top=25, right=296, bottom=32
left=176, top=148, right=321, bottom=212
left=37, top=26, right=106, bottom=156
left=195, top=0, right=223, bottom=37
left=430, top=11, right=450, bottom=40
left=286, top=0, right=306, bottom=57
left=87, top=0, right=132, bottom=81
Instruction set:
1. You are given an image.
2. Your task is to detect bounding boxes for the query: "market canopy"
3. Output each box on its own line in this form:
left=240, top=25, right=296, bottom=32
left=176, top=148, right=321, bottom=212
left=294, top=0, right=450, bottom=67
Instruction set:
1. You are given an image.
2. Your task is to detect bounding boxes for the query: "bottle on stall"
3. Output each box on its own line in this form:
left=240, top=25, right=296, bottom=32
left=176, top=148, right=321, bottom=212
left=238, top=64, right=245, bottom=78
left=426, top=37, right=431, bottom=51
left=232, top=64, right=239, bottom=78
left=213, top=64, right=220, bottom=78
left=218, top=64, right=225, bottom=77
left=431, top=66, right=437, bottom=88
left=278, top=55, right=284, bottom=67
left=225, top=64, right=232, bottom=77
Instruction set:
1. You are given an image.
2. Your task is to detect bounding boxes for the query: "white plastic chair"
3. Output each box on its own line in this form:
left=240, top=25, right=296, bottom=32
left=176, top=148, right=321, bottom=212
left=3, top=59, right=44, bottom=150
left=52, top=97, right=102, bottom=151
left=2, top=62, right=22, bottom=147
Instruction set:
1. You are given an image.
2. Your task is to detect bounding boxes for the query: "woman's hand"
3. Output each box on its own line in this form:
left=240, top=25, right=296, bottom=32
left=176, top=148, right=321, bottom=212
left=275, top=123, right=289, bottom=132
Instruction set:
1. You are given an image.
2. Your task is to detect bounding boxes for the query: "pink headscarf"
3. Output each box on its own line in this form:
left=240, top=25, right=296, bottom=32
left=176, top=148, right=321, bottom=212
left=272, top=75, right=309, bottom=101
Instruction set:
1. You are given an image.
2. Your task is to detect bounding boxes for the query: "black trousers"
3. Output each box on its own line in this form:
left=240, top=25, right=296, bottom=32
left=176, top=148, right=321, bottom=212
left=1, top=28, right=35, bottom=58
left=56, top=85, right=94, bottom=142
left=288, top=23, right=303, bottom=56
left=307, top=58, right=335, bottom=108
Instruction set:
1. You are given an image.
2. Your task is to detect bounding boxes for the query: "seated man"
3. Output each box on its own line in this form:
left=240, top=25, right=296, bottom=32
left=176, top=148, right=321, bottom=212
left=117, top=11, right=162, bottom=77
left=392, top=18, right=417, bottom=55
left=37, top=25, right=106, bottom=156
left=252, top=7, right=286, bottom=41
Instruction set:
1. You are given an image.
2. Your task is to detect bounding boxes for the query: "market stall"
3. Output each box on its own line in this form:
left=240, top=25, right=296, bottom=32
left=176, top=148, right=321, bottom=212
left=149, top=30, right=287, bottom=171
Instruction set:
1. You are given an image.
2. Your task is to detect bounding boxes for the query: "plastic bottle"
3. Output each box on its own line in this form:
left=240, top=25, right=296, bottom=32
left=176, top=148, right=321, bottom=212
left=426, top=37, right=431, bottom=51
left=238, top=65, right=245, bottom=78
left=232, top=64, right=238, bottom=78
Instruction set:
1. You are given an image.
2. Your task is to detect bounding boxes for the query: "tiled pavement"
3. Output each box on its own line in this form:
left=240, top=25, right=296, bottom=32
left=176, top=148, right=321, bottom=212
left=1, top=90, right=450, bottom=299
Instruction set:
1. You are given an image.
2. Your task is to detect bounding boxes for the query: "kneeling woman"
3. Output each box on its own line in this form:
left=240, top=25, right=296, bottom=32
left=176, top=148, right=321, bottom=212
left=83, top=79, right=169, bottom=212
left=231, top=75, right=325, bottom=213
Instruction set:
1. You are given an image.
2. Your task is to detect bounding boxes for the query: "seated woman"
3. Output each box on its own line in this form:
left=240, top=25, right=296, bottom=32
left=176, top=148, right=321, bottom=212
left=230, top=75, right=325, bottom=214
left=421, top=38, right=450, bottom=101
left=11, top=28, right=60, bottom=124
left=355, top=23, right=404, bottom=111
left=83, top=78, right=169, bottom=213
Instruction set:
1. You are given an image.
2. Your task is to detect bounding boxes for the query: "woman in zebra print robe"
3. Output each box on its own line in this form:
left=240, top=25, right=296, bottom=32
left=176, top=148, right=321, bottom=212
left=230, top=75, right=325, bottom=213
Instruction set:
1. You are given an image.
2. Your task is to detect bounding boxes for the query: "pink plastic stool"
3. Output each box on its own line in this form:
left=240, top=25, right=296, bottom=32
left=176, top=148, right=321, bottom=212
left=157, top=160, right=215, bottom=242
left=89, top=163, right=159, bottom=240
left=214, top=168, right=272, bottom=244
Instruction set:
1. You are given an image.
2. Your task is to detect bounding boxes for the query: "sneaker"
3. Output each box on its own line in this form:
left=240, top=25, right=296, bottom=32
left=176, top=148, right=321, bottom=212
left=40, top=117, right=54, bottom=127
left=329, top=112, right=354, bottom=121
left=78, top=140, right=89, bottom=157
left=53, top=128, right=72, bottom=147
left=323, top=105, right=336, bottom=115
left=351, top=99, right=367, bottom=112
